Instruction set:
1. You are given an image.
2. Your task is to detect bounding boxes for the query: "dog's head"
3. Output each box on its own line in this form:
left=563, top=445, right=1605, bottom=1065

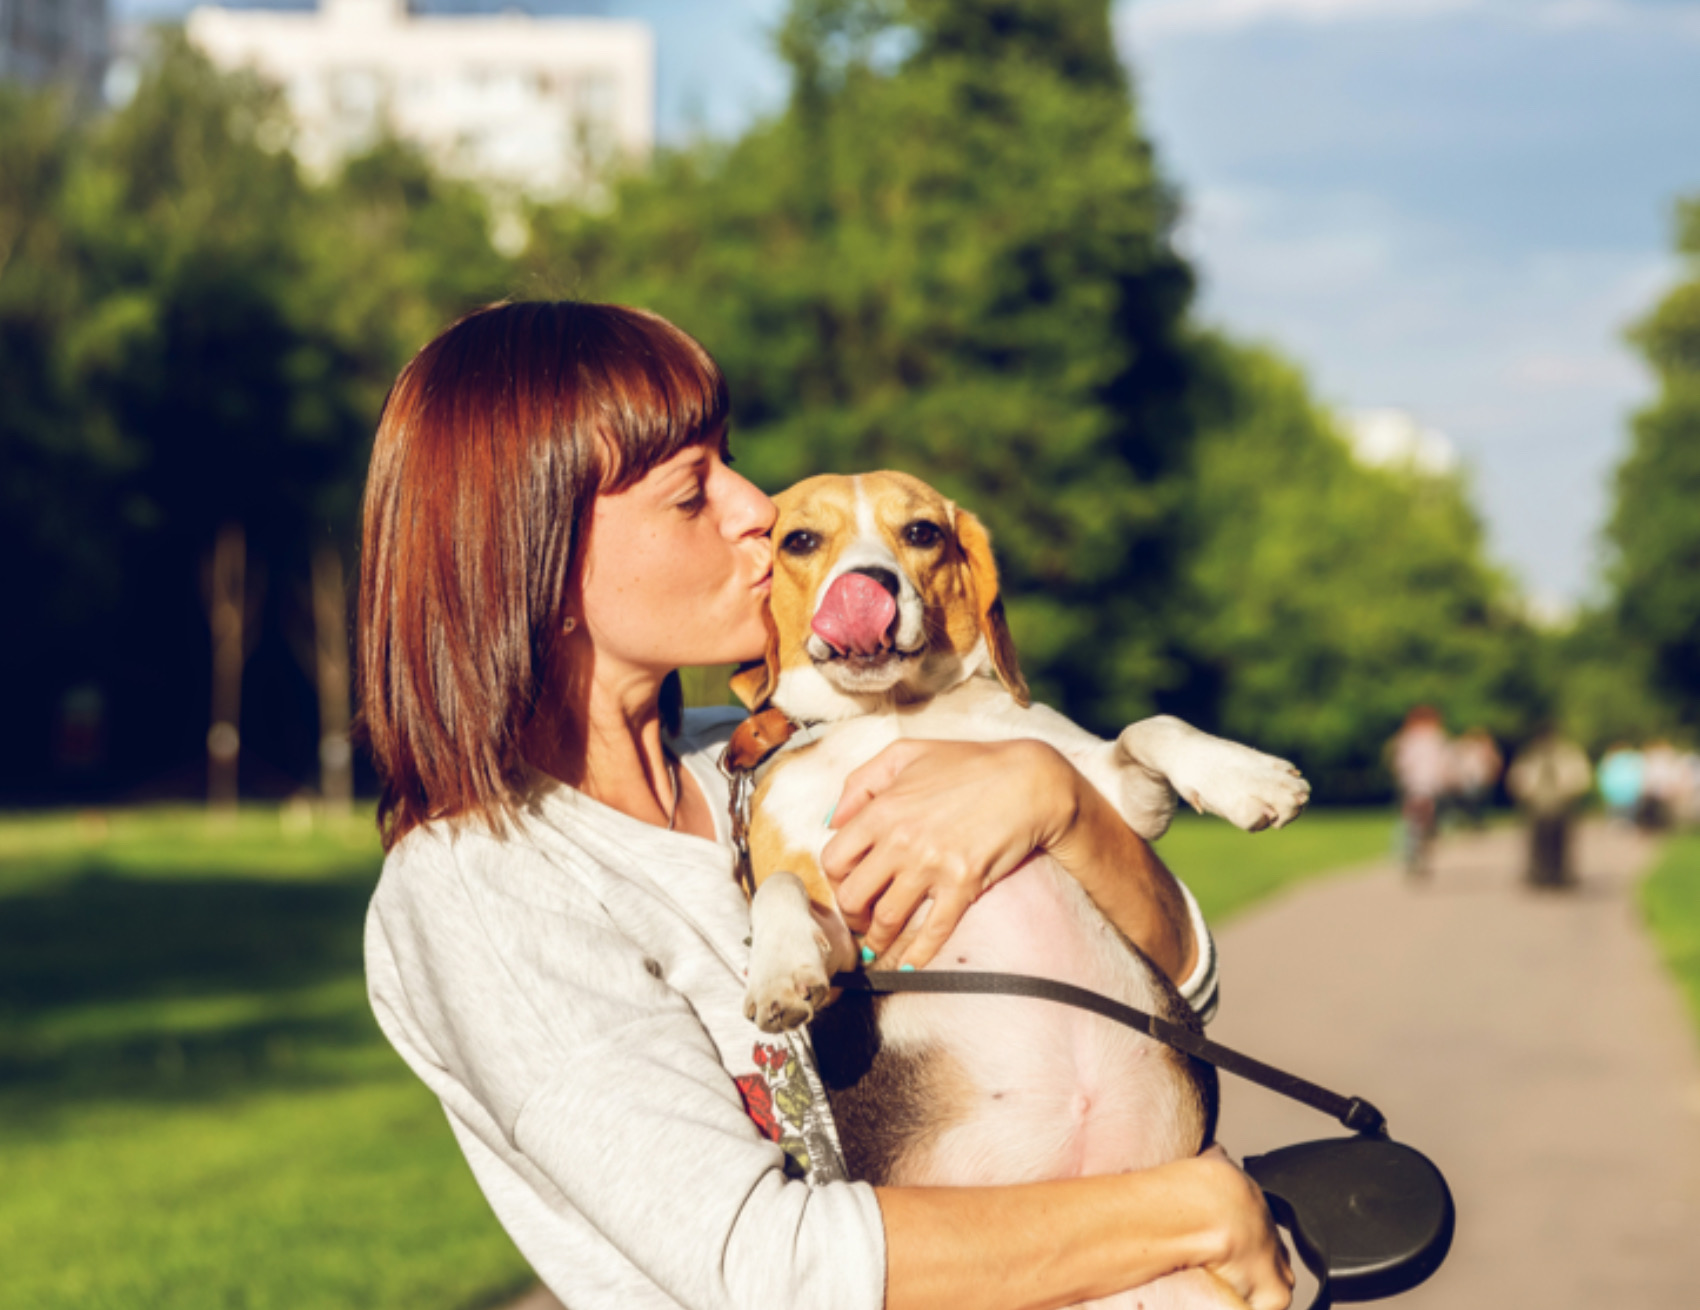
left=730, top=471, right=1028, bottom=721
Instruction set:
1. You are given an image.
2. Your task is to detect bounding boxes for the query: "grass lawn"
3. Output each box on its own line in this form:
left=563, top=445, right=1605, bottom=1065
left=0, top=801, right=1395, bottom=1309
left=1156, top=807, right=1395, bottom=922
left=0, top=806, right=534, bottom=1310
left=1641, top=830, right=1700, bottom=1037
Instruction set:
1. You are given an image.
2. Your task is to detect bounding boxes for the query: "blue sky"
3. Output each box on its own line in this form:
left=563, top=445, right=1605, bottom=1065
left=125, top=0, right=1698, bottom=609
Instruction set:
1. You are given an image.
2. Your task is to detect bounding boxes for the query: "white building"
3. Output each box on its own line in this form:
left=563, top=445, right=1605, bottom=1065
left=1, top=0, right=109, bottom=101
left=187, top=0, right=653, bottom=197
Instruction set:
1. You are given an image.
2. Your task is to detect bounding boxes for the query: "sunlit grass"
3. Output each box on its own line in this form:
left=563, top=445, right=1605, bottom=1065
left=1157, top=807, right=1395, bottom=922
left=0, top=800, right=1398, bottom=1309
left=1642, top=831, right=1700, bottom=1036
left=0, top=803, right=533, bottom=1310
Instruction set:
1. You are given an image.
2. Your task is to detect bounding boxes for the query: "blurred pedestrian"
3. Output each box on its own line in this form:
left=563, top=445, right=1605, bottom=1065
left=1596, top=743, right=1644, bottom=827
left=1640, top=740, right=1683, bottom=831
left=1506, top=728, right=1593, bottom=890
left=1677, top=749, right=1700, bottom=827
left=1447, top=728, right=1503, bottom=828
left=1389, top=706, right=1450, bottom=878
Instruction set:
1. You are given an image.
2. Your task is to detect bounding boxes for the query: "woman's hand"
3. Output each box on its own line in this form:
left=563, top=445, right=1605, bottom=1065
left=820, top=738, right=1076, bottom=968
left=878, top=1142, right=1293, bottom=1310
left=1179, top=1146, right=1296, bottom=1310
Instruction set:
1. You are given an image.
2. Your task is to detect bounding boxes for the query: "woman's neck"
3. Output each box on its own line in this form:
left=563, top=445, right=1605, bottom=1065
left=527, top=657, right=702, bottom=834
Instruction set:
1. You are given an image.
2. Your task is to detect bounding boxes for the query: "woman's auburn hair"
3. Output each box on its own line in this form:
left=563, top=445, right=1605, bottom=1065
left=356, top=301, right=729, bottom=851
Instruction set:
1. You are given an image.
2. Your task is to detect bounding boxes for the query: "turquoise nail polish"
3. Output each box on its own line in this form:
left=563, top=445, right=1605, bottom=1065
left=860, top=945, right=875, bottom=965
left=824, top=804, right=837, bottom=827
left=899, top=963, right=916, bottom=973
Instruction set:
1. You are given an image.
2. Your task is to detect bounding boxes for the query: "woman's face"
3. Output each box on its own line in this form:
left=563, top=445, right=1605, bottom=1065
left=573, top=437, right=776, bottom=676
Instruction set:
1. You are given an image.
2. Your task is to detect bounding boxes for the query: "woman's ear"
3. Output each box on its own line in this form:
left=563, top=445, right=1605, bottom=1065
left=728, top=605, right=782, bottom=711
left=951, top=507, right=1030, bottom=708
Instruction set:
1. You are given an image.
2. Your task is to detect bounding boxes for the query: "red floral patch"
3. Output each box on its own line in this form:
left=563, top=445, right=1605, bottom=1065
left=735, top=1073, right=781, bottom=1141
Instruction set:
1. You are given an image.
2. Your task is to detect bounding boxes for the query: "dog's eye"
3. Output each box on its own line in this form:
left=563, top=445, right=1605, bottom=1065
left=781, top=530, right=820, bottom=556
left=902, top=521, right=943, bottom=550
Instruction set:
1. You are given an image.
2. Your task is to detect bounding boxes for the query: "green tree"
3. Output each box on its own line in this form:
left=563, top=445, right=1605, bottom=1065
left=1608, top=196, right=1700, bottom=730
left=527, top=0, right=1199, bottom=728
left=1, top=36, right=516, bottom=800
left=1174, top=339, right=1546, bottom=795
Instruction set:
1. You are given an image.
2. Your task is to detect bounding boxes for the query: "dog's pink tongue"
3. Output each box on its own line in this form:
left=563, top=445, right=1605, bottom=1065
left=812, top=573, right=898, bottom=657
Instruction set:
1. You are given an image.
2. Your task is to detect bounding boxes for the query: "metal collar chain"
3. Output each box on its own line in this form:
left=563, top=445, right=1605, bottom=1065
left=719, top=711, right=828, bottom=899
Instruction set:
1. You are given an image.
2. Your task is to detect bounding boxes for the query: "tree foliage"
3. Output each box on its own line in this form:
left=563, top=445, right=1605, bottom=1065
left=1608, top=196, right=1700, bottom=731
left=526, top=0, right=1197, bottom=728
left=1170, top=339, right=1546, bottom=795
left=5, top=6, right=1542, bottom=802
left=0, top=35, right=514, bottom=799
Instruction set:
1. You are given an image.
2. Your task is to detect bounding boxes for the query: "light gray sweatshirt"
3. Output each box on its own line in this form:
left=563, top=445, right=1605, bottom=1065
left=365, top=707, right=1217, bottom=1310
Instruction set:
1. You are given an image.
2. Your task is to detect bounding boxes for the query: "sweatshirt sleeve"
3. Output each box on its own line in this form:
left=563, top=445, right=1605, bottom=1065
left=1172, top=878, right=1219, bottom=1025
left=364, top=830, right=886, bottom=1310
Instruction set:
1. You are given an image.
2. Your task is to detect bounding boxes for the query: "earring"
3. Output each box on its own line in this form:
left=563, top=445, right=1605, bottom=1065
left=563, top=617, right=578, bottom=634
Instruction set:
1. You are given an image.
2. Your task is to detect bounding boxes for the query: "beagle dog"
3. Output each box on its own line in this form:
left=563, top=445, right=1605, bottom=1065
left=730, top=473, right=1307, bottom=1255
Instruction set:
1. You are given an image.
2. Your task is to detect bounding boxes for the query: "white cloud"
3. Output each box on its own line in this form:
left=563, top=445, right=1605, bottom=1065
left=1344, top=409, right=1462, bottom=476
left=1118, top=0, right=1700, bottom=40
left=1121, top=0, right=1478, bottom=40
left=1506, top=351, right=1644, bottom=391
left=1533, top=0, right=1700, bottom=35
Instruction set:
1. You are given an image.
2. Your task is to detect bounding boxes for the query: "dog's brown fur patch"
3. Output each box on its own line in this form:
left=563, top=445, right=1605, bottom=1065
left=811, top=993, right=979, bottom=1186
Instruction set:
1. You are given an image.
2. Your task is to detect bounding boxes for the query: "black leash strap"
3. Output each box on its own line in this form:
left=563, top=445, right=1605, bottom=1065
left=833, top=969, right=1388, bottom=1137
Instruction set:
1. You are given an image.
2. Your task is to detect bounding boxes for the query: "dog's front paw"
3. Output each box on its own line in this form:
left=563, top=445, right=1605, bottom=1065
left=1175, top=743, right=1311, bottom=833
left=744, top=963, right=829, bottom=1033
left=744, top=932, right=832, bottom=1033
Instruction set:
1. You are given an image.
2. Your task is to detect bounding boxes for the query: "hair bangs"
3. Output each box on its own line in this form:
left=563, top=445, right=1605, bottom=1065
left=576, top=306, right=730, bottom=494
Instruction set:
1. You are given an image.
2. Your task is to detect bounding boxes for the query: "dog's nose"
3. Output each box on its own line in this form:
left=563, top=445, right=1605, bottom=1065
left=851, top=567, right=901, bottom=598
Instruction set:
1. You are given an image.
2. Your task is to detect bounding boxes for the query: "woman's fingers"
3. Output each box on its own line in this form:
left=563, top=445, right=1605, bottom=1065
left=883, top=883, right=976, bottom=969
left=830, top=739, right=932, bottom=829
left=831, top=841, right=901, bottom=935
left=821, top=738, right=1075, bottom=966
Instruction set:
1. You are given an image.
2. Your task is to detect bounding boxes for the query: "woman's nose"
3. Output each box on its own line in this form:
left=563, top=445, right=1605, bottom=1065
left=725, top=468, right=777, bottom=538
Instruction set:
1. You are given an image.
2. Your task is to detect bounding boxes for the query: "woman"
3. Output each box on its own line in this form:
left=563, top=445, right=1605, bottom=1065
left=359, top=301, right=1291, bottom=1310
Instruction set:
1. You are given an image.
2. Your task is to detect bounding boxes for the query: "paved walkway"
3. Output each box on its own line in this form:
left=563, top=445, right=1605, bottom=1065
left=1210, top=821, right=1700, bottom=1308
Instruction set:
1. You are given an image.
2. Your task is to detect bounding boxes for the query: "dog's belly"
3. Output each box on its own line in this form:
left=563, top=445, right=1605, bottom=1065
left=815, top=858, right=1215, bottom=1190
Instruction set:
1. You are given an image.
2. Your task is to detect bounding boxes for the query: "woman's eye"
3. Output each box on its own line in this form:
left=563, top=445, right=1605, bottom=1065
left=781, top=530, right=820, bottom=556
left=676, top=488, right=708, bottom=516
left=903, top=521, right=943, bottom=549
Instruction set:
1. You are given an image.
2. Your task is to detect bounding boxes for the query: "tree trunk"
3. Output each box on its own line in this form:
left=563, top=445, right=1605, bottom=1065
left=206, top=522, right=246, bottom=815
left=311, top=542, right=353, bottom=814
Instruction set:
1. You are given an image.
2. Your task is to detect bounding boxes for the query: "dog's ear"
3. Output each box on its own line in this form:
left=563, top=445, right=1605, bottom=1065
left=728, top=603, right=782, bottom=711
left=951, top=506, right=1030, bottom=708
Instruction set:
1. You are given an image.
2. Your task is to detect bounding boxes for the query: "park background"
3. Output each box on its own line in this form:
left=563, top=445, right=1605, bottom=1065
left=3, top=0, right=1699, bottom=1306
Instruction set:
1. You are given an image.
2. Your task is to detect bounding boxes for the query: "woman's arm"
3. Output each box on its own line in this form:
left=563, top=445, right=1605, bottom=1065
left=881, top=1150, right=1292, bottom=1310
left=822, top=738, right=1196, bottom=981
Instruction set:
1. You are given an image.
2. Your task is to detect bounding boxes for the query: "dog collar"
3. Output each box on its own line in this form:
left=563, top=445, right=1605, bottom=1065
left=720, top=709, right=828, bottom=896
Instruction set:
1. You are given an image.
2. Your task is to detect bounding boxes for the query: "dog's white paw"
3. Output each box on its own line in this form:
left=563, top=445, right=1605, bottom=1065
left=1173, top=742, right=1311, bottom=833
left=744, top=931, right=832, bottom=1033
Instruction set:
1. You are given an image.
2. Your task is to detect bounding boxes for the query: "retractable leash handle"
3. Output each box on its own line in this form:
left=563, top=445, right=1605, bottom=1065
left=834, top=970, right=1455, bottom=1308
left=1243, top=1136, right=1454, bottom=1309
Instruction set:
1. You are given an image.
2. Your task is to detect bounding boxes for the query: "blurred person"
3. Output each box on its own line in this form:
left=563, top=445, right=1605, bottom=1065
left=1639, top=740, right=1683, bottom=831
left=1596, top=743, right=1644, bottom=827
left=1388, top=705, right=1450, bottom=878
left=356, top=302, right=1291, bottom=1310
left=1678, top=749, right=1700, bottom=827
left=1447, top=728, right=1502, bottom=829
left=1506, top=728, right=1593, bottom=891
